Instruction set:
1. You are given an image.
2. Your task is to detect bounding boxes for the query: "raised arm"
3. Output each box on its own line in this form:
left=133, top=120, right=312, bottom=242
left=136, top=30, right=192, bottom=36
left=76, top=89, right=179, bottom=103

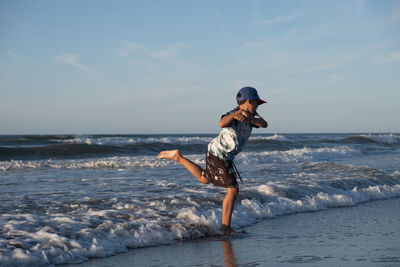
left=250, top=116, right=268, bottom=128
left=219, top=109, right=268, bottom=128
left=219, top=110, right=242, bottom=128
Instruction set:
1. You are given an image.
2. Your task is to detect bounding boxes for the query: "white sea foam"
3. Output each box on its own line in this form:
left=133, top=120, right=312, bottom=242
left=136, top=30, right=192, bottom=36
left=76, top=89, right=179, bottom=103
left=1, top=182, right=399, bottom=266
left=250, top=134, right=288, bottom=141
left=56, top=135, right=213, bottom=146
left=0, top=155, right=199, bottom=171
left=0, top=146, right=356, bottom=172
left=1, top=133, right=400, bottom=266
left=237, top=145, right=358, bottom=164
left=360, top=134, right=400, bottom=144
left=241, top=184, right=400, bottom=220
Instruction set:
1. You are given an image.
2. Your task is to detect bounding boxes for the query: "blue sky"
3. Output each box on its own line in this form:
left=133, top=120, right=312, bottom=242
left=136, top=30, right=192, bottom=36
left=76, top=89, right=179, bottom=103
left=1, top=0, right=399, bottom=134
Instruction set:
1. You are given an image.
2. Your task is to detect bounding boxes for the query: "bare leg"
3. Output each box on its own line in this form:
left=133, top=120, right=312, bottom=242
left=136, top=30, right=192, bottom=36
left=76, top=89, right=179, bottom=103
left=221, top=187, right=238, bottom=228
left=157, top=150, right=209, bottom=184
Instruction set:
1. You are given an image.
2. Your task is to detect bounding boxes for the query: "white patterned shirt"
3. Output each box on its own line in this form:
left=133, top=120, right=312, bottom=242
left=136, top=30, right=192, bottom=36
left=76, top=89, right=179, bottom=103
left=207, top=107, right=260, bottom=161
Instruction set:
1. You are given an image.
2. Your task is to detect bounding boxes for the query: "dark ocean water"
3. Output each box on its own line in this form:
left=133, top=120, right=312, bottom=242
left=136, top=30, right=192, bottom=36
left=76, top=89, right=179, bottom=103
left=1, top=133, right=399, bottom=265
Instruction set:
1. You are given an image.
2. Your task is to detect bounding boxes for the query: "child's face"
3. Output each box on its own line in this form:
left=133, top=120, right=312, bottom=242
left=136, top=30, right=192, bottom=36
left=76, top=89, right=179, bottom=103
left=241, top=100, right=259, bottom=114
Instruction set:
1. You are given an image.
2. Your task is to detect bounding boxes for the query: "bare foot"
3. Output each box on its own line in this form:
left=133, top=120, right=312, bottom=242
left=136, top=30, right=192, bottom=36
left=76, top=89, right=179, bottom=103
left=157, top=149, right=181, bottom=161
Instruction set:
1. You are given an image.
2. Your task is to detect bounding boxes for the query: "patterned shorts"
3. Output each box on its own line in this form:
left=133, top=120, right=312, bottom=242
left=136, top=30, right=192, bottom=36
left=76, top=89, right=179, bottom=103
left=202, top=151, right=238, bottom=189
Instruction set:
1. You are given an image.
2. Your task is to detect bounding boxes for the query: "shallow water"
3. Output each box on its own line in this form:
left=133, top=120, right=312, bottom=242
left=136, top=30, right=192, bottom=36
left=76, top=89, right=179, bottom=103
left=70, top=198, right=400, bottom=267
left=1, top=133, right=400, bottom=265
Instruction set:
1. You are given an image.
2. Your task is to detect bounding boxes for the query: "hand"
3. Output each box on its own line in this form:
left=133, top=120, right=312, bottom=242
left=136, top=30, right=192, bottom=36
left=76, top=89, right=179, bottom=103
left=233, top=110, right=253, bottom=122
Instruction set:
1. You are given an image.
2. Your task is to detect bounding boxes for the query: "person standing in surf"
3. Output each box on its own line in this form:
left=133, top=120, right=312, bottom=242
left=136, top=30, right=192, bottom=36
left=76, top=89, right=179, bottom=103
left=157, top=86, right=268, bottom=234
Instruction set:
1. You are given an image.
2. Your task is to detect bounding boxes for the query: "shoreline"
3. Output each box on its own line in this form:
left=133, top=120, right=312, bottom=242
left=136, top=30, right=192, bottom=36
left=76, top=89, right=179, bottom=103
left=67, top=197, right=400, bottom=267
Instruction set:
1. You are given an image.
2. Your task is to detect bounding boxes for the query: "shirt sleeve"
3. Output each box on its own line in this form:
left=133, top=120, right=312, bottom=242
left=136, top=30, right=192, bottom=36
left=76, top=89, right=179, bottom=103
left=220, top=107, right=239, bottom=127
left=221, top=107, right=238, bottom=118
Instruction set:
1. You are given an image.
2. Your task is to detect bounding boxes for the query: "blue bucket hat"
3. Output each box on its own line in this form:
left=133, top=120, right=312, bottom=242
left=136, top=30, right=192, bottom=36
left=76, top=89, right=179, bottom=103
left=236, top=86, right=267, bottom=105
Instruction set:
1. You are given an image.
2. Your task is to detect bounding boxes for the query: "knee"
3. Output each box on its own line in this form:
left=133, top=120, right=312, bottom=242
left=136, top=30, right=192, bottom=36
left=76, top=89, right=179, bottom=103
left=200, top=176, right=210, bottom=184
left=227, top=187, right=238, bottom=198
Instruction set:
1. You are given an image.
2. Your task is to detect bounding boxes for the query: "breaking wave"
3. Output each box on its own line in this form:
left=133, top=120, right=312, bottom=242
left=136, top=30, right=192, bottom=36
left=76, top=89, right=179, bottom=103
left=1, top=133, right=400, bottom=265
left=0, top=145, right=358, bottom=171
left=1, top=179, right=399, bottom=265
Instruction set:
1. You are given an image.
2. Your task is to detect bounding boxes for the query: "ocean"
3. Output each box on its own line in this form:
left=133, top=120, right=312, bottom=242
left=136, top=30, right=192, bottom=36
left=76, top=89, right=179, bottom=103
left=1, top=133, right=400, bottom=266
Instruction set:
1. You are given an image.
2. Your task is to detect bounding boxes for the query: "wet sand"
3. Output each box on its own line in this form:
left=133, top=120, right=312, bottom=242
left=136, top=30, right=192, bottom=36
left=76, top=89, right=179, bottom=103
left=68, top=197, right=400, bottom=266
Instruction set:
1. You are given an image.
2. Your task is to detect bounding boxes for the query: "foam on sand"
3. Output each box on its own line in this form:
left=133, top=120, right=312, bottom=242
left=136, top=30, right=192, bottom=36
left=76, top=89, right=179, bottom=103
left=1, top=180, right=399, bottom=266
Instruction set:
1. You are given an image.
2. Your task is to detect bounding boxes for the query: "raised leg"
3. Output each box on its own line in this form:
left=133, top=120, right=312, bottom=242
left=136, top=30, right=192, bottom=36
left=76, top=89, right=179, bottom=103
left=157, top=149, right=209, bottom=184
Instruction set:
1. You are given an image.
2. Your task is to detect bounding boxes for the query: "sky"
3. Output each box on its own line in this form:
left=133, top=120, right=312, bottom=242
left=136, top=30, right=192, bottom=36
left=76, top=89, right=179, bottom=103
left=1, top=0, right=399, bottom=134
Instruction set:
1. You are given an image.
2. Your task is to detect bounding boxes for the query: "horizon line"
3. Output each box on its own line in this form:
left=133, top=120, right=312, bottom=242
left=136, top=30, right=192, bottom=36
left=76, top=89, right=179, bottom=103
left=0, top=132, right=399, bottom=136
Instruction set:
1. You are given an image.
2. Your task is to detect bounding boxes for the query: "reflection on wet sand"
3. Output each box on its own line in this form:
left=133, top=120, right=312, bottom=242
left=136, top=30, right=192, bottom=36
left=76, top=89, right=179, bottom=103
left=222, top=240, right=237, bottom=267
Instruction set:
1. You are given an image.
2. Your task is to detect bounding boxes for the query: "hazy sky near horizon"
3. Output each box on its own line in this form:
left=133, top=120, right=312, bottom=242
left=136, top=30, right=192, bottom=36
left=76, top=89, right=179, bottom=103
left=1, top=0, right=399, bottom=134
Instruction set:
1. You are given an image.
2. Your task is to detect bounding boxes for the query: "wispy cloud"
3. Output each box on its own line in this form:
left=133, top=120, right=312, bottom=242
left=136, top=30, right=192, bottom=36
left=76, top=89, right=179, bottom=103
left=151, top=44, right=185, bottom=65
left=256, top=12, right=302, bottom=25
left=242, top=42, right=264, bottom=48
left=6, top=50, right=25, bottom=60
left=374, top=51, right=400, bottom=64
left=54, top=54, right=93, bottom=71
left=116, top=42, right=147, bottom=58
left=116, top=41, right=189, bottom=70
left=215, top=10, right=230, bottom=36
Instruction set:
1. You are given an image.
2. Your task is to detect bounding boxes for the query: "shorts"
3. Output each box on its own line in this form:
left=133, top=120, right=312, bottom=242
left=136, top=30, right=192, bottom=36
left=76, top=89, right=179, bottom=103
left=202, top=151, right=238, bottom=189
